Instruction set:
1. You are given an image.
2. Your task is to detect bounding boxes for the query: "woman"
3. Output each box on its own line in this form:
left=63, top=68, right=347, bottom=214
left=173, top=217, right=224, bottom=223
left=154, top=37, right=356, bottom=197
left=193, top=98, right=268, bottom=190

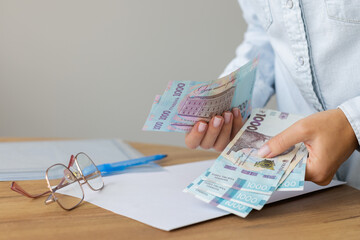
left=185, top=0, right=360, bottom=189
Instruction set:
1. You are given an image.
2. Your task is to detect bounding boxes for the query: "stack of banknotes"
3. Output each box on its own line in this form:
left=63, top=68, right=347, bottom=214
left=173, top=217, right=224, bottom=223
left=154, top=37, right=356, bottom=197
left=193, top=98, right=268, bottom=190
left=142, top=58, right=308, bottom=218
left=183, top=108, right=308, bottom=217
left=143, top=58, right=258, bottom=132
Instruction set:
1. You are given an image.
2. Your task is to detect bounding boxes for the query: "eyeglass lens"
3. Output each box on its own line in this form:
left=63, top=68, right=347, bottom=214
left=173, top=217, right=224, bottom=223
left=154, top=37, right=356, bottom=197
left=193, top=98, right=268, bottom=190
left=75, top=153, right=104, bottom=190
left=47, top=164, right=83, bottom=210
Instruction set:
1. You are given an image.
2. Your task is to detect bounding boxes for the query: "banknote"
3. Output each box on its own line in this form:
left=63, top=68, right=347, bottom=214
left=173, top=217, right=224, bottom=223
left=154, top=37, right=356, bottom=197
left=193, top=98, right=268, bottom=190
left=143, top=58, right=258, bottom=132
left=277, top=155, right=307, bottom=191
left=217, top=109, right=304, bottom=191
left=195, top=173, right=270, bottom=210
left=195, top=155, right=307, bottom=210
left=184, top=174, right=252, bottom=218
left=183, top=108, right=308, bottom=217
left=277, top=145, right=308, bottom=187
left=201, top=152, right=306, bottom=195
left=222, top=108, right=304, bottom=167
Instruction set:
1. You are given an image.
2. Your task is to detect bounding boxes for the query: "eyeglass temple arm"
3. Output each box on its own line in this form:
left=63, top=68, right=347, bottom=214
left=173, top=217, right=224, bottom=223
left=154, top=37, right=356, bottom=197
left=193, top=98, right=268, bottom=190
left=10, top=172, right=68, bottom=199
left=10, top=181, right=51, bottom=199
left=11, top=155, right=77, bottom=199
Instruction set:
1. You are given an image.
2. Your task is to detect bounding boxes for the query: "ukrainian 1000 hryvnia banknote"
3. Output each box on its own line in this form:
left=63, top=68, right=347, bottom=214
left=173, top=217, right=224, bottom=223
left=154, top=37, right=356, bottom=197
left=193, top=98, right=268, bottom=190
left=183, top=172, right=253, bottom=218
left=220, top=108, right=306, bottom=192
left=184, top=109, right=309, bottom=218
left=142, top=58, right=258, bottom=133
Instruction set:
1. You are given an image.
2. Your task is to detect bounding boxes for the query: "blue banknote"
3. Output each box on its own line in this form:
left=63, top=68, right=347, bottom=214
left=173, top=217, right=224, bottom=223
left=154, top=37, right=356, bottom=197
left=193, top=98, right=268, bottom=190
left=184, top=174, right=252, bottom=218
left=183, top=109, right=309, bottom=217
left=204, top=144, right=307, bottom=194
left=277, top=155, right=307, bottom=191
left=143, top=59, right=258, bottom=132
left=196, top=176, right=270, bottom=210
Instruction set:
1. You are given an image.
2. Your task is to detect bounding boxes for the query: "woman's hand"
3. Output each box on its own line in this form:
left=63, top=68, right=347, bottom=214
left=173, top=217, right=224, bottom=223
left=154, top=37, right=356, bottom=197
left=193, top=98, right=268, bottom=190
left=185, top=108, right=244, bottom=151
left=257, top=109, right=358, bottom=185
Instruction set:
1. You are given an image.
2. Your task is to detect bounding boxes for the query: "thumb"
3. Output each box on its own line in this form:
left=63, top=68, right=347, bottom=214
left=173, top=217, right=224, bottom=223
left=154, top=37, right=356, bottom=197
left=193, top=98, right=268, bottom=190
left=257, top=122, right=307, bottom=158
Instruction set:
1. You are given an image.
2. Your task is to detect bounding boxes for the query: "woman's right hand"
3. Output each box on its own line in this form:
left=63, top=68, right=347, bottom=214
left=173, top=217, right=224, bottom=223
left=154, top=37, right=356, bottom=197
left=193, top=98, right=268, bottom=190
left=184, top=108, right=244, bottom=152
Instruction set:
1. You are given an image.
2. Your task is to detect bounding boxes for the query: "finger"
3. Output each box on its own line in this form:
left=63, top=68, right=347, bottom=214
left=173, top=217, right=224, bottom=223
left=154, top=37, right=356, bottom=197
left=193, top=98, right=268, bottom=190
left=213, top=112, right=233, bottom=151
left=257, top=120, right=310, bottom=158
left=230, top=108, right=244, bottom=140
left=184, top=121, right=208, bottom=149
left=200, top=116, right=224, bottom=149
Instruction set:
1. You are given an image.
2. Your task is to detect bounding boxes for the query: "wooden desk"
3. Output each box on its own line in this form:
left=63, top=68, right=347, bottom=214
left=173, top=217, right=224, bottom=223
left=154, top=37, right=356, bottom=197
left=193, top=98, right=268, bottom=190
left=1, top=139, right=360, bottom=240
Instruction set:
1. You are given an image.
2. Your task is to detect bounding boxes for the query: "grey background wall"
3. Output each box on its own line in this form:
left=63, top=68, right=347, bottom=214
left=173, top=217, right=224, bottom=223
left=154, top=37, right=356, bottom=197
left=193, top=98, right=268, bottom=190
left=0, top=0, right=276, bottom=146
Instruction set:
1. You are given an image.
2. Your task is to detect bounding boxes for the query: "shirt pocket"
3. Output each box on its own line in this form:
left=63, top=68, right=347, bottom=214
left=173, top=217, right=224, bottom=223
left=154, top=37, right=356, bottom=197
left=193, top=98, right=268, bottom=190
left=325, top=0, right=360, bottom=24
left=253, top=0, right=273, bottom=30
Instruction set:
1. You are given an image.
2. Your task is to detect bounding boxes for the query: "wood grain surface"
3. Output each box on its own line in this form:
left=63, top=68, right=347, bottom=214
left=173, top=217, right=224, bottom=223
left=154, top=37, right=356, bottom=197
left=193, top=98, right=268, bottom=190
left=0, top=139, right=359, bottom=240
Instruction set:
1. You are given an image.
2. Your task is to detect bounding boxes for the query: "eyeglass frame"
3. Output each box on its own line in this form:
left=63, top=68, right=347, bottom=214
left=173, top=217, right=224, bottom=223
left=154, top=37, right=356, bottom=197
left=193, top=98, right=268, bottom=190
left=10, top=152, right=104, bottom=210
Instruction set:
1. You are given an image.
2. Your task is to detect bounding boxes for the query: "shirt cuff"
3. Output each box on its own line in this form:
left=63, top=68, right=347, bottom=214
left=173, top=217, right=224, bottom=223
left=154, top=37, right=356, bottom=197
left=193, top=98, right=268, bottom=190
left=338, top=96, right=360, bottom=148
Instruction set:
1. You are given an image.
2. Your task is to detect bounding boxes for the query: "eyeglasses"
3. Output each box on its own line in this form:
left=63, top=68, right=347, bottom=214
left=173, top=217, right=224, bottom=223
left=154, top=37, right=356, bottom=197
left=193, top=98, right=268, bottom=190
left=10, top=152, right=104, bottom=210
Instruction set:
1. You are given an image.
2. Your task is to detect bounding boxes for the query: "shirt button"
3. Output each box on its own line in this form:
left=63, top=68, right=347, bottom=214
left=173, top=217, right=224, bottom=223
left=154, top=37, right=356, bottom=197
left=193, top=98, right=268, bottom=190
left=298, top=56, right=305, bottom=66
left=286, top=0, right=294, bottom=9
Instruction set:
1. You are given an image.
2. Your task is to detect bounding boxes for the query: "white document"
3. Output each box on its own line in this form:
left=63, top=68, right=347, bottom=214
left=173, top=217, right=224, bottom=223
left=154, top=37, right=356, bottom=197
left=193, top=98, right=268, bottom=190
left=76, top=159, right=345, bottom=231
left=0, top=139, right=143, bottom=180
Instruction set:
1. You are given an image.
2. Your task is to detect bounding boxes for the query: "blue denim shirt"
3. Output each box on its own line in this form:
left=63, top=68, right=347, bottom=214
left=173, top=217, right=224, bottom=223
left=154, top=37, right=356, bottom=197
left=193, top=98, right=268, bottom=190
left=221, top=0, right=360, bottom=189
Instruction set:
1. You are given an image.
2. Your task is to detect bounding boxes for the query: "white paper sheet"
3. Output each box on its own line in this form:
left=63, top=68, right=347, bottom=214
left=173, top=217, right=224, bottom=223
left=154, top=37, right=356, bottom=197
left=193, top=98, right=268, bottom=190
left=76, top=159, right=345, bottom=231
left=0, top=139, right=143, bottom=180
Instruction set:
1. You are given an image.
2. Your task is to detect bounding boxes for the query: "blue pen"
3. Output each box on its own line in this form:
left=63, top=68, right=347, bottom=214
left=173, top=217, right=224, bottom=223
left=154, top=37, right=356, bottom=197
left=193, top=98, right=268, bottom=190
left=96, top=154, right=167, bottom=176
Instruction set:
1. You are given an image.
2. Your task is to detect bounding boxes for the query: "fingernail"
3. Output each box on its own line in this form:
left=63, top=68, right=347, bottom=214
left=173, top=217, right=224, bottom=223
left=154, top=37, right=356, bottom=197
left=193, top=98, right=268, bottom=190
left=198, top=122, right=207, bottom=132
left=224, top=112, right=231, bottom=124
left=213, top=117, right=222, bottom=128
left=257, top=145, right=271, bottom=157
left=233, top=108, right=240, bottom=118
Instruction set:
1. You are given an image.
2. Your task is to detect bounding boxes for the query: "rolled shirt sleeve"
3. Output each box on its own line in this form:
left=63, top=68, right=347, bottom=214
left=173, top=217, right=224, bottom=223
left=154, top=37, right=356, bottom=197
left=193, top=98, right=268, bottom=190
left=338, top=96, right=360, bottom=148
left=220, top=0, right=275, bottom=108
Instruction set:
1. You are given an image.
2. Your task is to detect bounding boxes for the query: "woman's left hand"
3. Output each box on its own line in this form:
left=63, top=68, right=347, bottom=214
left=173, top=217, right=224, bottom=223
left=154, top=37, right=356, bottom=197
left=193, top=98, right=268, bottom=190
left=257, top=109, right=358, bottom=185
